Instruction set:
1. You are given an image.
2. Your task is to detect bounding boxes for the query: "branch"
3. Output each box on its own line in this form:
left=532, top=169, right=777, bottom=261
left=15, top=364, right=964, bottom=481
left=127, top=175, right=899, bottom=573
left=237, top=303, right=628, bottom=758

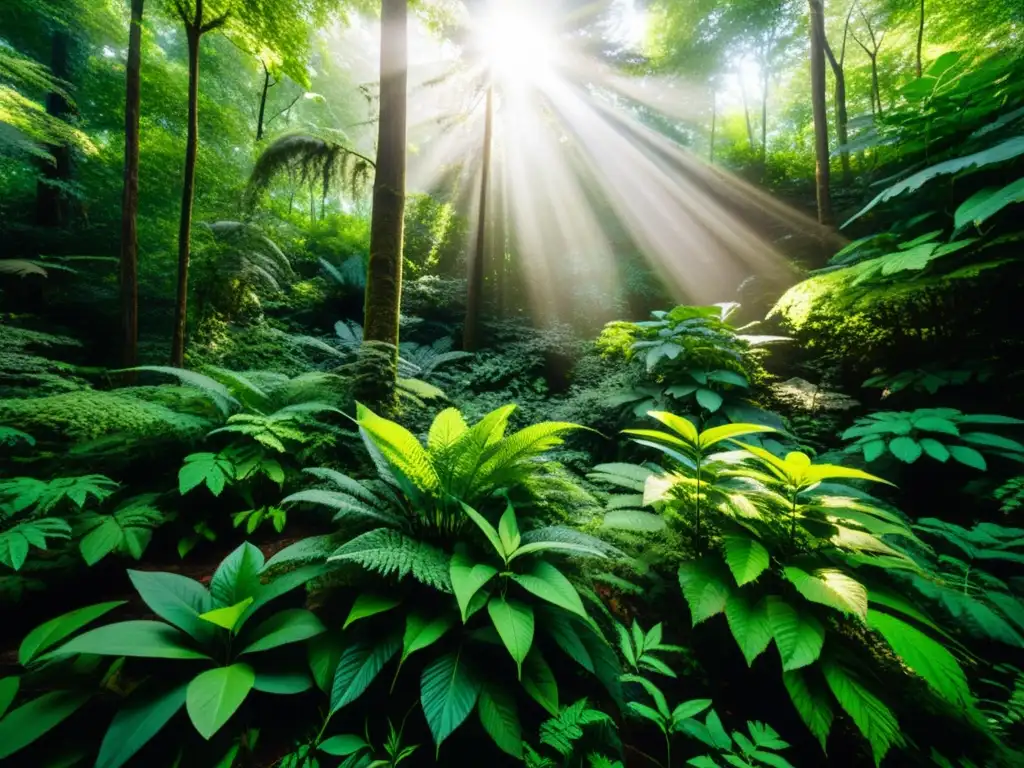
left=840, top=0, right=857, bottom=65
left=850, top=26, right=872, bottom=57
left=172, top=0, right=190, bottom=25
left=201, top=11, right=230, bottom=34
left=265, top=93, right=303, bottom=128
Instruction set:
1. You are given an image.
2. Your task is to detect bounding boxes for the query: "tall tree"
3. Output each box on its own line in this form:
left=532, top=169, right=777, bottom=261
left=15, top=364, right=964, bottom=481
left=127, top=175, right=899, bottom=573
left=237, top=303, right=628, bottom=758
left=808, top=0, right=833, bottom=224
left=170, top=0, right=230, bottom=367
left=916, top=0, right=925, bottom=78
left=851, top=5, right=886, bottom=117
left=120, top=0, right=145, bottom=374
left=362, top=0, right=408, bottom=358
left=463, top=82, right=493, bottom=352
left=823, top=1, right=855, bottom=184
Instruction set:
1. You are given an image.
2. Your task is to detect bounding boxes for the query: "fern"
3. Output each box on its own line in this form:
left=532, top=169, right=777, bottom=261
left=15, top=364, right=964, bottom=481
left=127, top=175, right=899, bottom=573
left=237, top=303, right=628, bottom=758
left=0, top=518, right=72, bottom=570
left=77, top=495, right=170, bottom=565
left=0, top=475, right=118, bottom=514
left=328, top=528, right=453, bottom=592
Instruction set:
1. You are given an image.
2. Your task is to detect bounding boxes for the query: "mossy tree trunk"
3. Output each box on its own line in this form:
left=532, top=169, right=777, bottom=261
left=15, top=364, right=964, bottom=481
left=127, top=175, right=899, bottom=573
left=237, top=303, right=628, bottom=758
left=360, top=0, right=408, bottom=402
left=120, top=0, right=144, bottom=377
left=808, top=0, right=834, bottom=225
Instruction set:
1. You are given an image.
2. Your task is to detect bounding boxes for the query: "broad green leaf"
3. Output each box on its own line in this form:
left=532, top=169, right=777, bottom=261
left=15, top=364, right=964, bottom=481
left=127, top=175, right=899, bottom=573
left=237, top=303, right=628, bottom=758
left=700, top=422, right=776, bottom=449
left=628, top=701, right=667, bottom=728
left=95, top=683, right=188, bottom=768
left=54, top=621, right=209, bottom=660
left=450, top=552, right=497, bottom=622
left=511, top=560, right=587, bottom=618
left=460, top=502, right=506, bottom=559
left=705, top=710, right=732, bottom=750
left=783, top=567, right=867, bottom=621
left=801, top=464, right=895, bottom=487
left=696, top=389, right=724, bottom=412
left=647, top=411, right=699, bottom=444
left=962, top=432, right=1024, bottom=453
left=782, top=668, right=833, bottom=752
left=241, top=609, right=325, bottom=654
left=199, top=598, right=254, bottom=632
left=319, top=735, right=370, bottom=757
left=767, top=597, right=825, bottom=671
left=672, top=699, right=712, bottom=723
left=0, top=691, right=91, bottom=760
left=954, top=176, right=1024, bottom=232
left=421, top=650, right=480, bottom=752
left=209, top=542, right=264, bottom=606
left=949, top=445, right=987, bottom=470
left=498, top=503, right=521, bottom=554
left=862, top=440, right=886, bottom=462
left=679, top=560, right=732, bottom=625
left=913, top=416, right=960, bottom=436
left=821, top=659, right=903, bottom=765
left=403, top=612, right=455, bottom=662
left=866, top=610, right=970, bottom=707
left=888, top=437, right=923, bottom=463
left=308, top=633, right=344, bottom=693
left=478, top=681, right=523, bottom=758
left=722, top=535, right=770, bottom=586
left=601, top=509, right=667, bottom=532
left=0, top=677, right=17, bottom=719
left=252, top=669, right=314, bottom=694
left=521, top=648, right=559, bottom=715
left=544, top=609, right=595, bottom=673
left=19, top=600, right=126, bottom=665
left=725, top=595, right=772, bottom=667
left=330, top=634, right=400, bottom=714
left=488, top=596, right=534, bottom=676
left=186, top=664, right=255, bottom=740
left=919, top=438, right=950, bottom=462
left=343, top=593, right=402, bottom=630
left=127, top=570, right=215, bottom=642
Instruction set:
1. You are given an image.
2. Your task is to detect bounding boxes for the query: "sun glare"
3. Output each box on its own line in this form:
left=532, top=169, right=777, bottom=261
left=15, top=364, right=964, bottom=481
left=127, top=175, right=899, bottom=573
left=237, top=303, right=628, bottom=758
left=474, top=0, right=557, bottom=86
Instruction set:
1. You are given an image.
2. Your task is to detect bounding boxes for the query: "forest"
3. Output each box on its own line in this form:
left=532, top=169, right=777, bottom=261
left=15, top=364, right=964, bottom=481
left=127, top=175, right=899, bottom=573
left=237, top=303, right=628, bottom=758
left=1, top=0, right=1023, bottom=765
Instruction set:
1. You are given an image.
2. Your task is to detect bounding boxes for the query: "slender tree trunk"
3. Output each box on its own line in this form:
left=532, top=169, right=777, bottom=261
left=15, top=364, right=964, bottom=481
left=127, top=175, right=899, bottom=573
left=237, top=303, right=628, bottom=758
left=740, top=77, right=755, bottom=152
left=120, top=0, right=144, bottom=376
left=916, top=0, right=925, bottom=78
left=35, top=30, right=73, bottom=228
left=171, top=20, right=201, bottom=367
left=464, top=83, right=493, bottom=352
left=823, top=38, right=851, bottom=183
left=808, top=0, right=834, bottom=225
left=256, top=62, right=270, bottom=142
left=871, top=56, right=882, bottom=117
left=363, top=0, right=408, bottom=351
left=709, top=88, right=716, bottom=163
left=760, top=69, right=769, bottom=175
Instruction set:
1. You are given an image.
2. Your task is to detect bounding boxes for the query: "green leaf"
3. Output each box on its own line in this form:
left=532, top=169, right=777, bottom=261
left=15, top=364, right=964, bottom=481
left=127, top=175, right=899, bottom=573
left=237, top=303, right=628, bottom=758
left=241, top=609, right=325, bottom=654
left=679, top=560, right=732, bottom=625
left=722, top=536, right=770, bottom=586
left=319, top=735, right=370, bottom=757
left=330, top=635, right=400, bottom=714
left=725, top=595, right=772, bottom=667
left=0, top=691, right=91, bottom=760
left=460, top=502, right=506, bottom=559
left=308, top=633, right=344, bottom=693
left=511, top=561, right=587, bottom=618
left=478, top=681, right=523, bottom=758
left=918, top=438, right=950, bottom=462
left=357, top=404, right=441, bottom=494
left=127, top=570, right=215, bottom=642
left=912, top=416, right=960, bottom=436
left=488, top=596, right=535, bottom=677
left=647, top=411, right=699, bottom=443
left=403, top=612, right=455, bottom=663
left=450, top=552, right=497, bottom=622
left=498, top=503, right=521, bottom=554
left=343, top=593, right=402, bottom=630
left=783, top=567, right=867, bottom=621
left=54, top=621, right=209, bottom=660
left=866, top=610, right=970, bottom=707
left=421, top=649, right=481, bottom=752
left=862, top=440, right=886, bottom=462
left=954, top=176, right=1024, bottom=232
left=705, top=710, right=732, bottom=750
left=962, top=432, right=1024, bottom=453
left=95, top=683, right=188, bottom=768
left=186, top=663, right=255, bottom=740
left=696, top=389, right=724, bottom=412
left=888, top=437, right=923, bottom=463
left=199, top=598, right=254, bottom=632
left=19, top=600, right=126, bottom=665
left=822, top=659, right=902, bottom=765
left=672, top=699, right=712, bottom=722
left=0, top=677, right=18, bottom=719
left=521, top=648, right=559, bottom=715
left=252, top=669, right=314, bottom=694
left=210, top=542, right=264, bottom=606
left=782, top=669, right=832, bottom=752
left=949, top=445, right=987, bottom=470
left=699, top=422, right=776, bottom=449
left=767, top=597, right=824, bottom=671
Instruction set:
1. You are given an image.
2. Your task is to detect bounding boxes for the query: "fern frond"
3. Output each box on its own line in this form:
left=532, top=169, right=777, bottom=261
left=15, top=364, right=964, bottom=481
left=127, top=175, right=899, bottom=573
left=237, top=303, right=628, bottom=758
left=282, top=489, right=403, bottom=526
left=201, top=365, right=272, bottom=413
left=588, top=463, right=656, bottom=493
left=302, top=468, right=386, bottom=506
left=129, top=366, right=239, bottom=416
left=328, top=528, right=452, bottom=592
left=476, top=422, right=584, bottom=492
left=0, top=518, right=72, bottom=570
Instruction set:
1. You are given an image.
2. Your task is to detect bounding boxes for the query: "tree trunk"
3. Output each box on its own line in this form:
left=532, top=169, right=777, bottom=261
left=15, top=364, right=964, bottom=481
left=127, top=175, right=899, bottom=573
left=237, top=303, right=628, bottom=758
left=120, top=0, right=144, bottom=376
left=464, top=83, right=493, bottom=352
left=35, top=30, right=73, bottom=228
left=363, top=0, right=408, bottom=351
left=823, top=37, right=851, bottom=184
left=871, top=56, right=882, bottom=117
left=760, top=69, right=769, bottom=171
left=740, top=78, right=755, bottom=152
left=916, top=0, right=925, bottom=78
left=171, top=18, right=201, bottom=367
left=256, top=62, right=270, bottom=142
left=808, top=0, right=834, bottom=225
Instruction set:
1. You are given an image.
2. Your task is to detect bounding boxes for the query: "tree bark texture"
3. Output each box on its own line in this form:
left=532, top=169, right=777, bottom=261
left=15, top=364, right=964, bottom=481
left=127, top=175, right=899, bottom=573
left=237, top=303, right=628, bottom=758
left=256, top=62, right=271, bottom=142
left=464, top=82, right=493, bottom=352
left=808, top=0, right=834, bottom=225
left=363, top=0, right=408, bottom=351
left=171, top=14, right=202, bottom=367
left=120, top=0, right=144, bottom=375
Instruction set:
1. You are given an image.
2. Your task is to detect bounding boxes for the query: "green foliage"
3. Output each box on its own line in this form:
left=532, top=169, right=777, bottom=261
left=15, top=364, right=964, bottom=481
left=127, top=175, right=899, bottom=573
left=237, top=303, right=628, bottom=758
left=842, top=408, right=1024, bottom=470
